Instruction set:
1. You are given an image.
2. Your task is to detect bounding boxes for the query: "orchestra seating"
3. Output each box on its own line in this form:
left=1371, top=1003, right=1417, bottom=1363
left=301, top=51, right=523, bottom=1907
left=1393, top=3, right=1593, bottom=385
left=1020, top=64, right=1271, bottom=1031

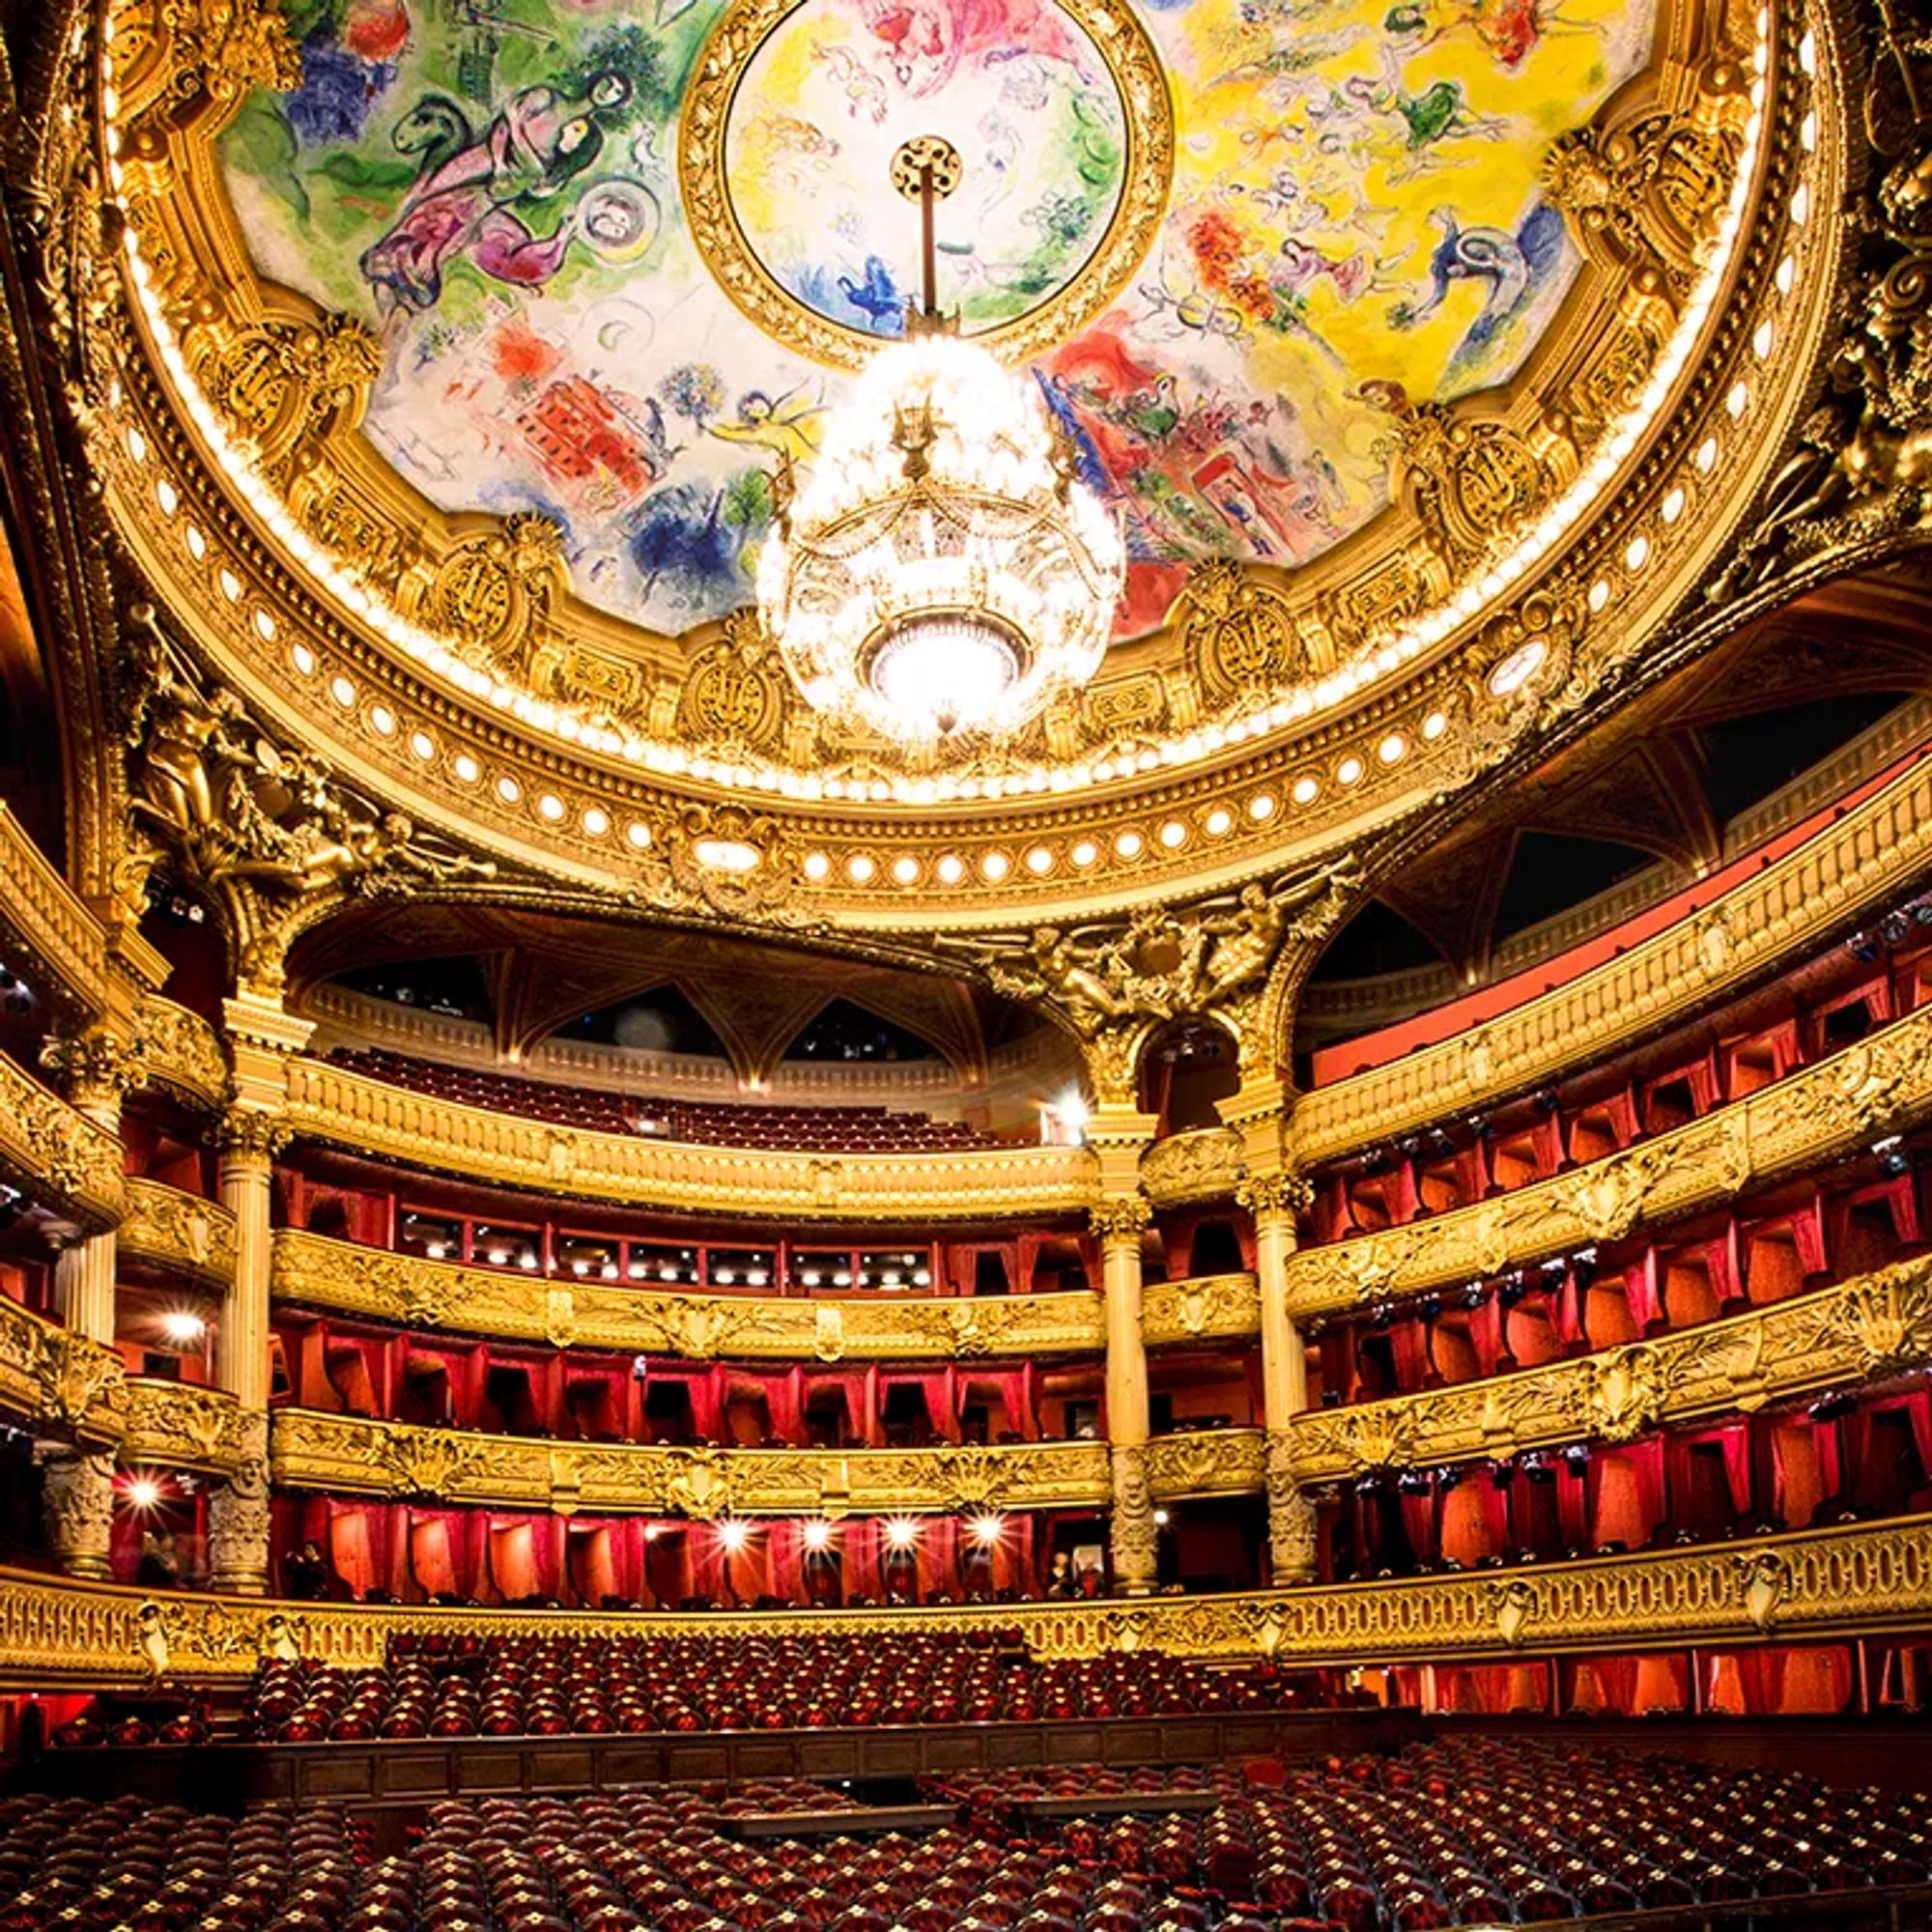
left=5, top=1743, right=1928, bottom=1932
left=328, top=1048, right=1009, bottom=1152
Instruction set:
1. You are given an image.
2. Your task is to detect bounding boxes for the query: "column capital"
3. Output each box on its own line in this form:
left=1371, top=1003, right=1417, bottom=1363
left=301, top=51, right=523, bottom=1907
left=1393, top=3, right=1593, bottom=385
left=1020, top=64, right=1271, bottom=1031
left=213, top=1105, right=293, bottom=1165
left=39, top=1024, right=147, bottom=1124
left=1236, top=1172, right=1314, bottom=1219
left=1090, top=1192, right=1153, bottom=1245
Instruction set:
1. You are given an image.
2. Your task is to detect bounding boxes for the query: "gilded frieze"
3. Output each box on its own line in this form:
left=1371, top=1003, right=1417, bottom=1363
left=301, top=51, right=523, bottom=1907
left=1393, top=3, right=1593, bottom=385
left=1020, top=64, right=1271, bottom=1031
left=121, top=1378, right=246, bottom=1476
left=270, top=1410, right=1116, bottom=1517
left=1141, top=1273, right=1262, bottom=1349
left=0, top=1052, right=127, bottom=1232
left=282, top=1059, right=1097, bottom=1222
left=0, top=803, right=112, bottom=1022
left=1139, top=1127, right=1246, bottom=1208
left=1288, top=995, right=1932, bottom=1319
left=0, top=1512, right=1927, bottom=1685
left=271, top=1229, right=1106, bottom=1359
left=120, top=1179, right=237, bottom=1292
left=0, top=1300, right=127, bottom=1448
left=1144, top=1428, right=1266, bottom=1500
left=135, top=997, right=230, bottom=1111
left=1293, top=753, right=1932, bottom=1169
left=1289, top=1254, right=1932, bottom=1480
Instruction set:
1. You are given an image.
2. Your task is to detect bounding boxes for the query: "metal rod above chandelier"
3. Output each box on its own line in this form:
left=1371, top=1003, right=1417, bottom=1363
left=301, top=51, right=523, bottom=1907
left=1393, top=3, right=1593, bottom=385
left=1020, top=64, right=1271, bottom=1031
left=755, top=137, right=1125, bottom=746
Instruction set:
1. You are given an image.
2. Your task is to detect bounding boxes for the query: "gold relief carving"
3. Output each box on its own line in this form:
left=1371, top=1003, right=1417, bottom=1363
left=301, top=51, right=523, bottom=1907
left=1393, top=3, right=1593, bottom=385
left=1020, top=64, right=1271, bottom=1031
left=39, top=1027, right=146, bottom=1119
left=0, top=803, right=114, bottom=1021
left=38, top=1452, right=116, bottom=1578
left=274, top=1230, right=1107, bottom=1357
left=1141, top=1127, right=1244, bottom=1208
left=678, top=615, right=785, bottom=753
left=1360, top=385, right=1562, bottom=560
left=1289, top=1001, right=1932, bottom=1321
left=154, top=0, right=303, bottom=107
left=0, top=1512, right=1930, bottom=1682
left=1488, top=1577, right=1538, bottom=1649
left=1734, top=1548, right=1792, bottom=1633
left=1544, top=107, right=1745, bottom=305
left=136, top=997, right=229, bottom=1109
left=1090, top=1193, right=1154, bottom=1243
left=1142, top=1273, right=1261, bottom=1347
left=1109, top=1442, right=1157, bottom=1589
left=1180, top=562, right=1308, bottom=705
left=423, top=514, right=568, bottom=664
left=1264, top=1430, right=1318, bottom=1583
left=122, top=1378, right=245, bottom=1473
left=123, top=608, right=496, bottom=988
left=120, top=1178, right=238, bottom=1290
left=270, top=1410, right=1112, bottom=1516
left=300, top=479, right=419, bottom=598
left=0, top=1052, right=128, bottom=1230
left=1235, top=1173, right=1315, bottom=1219
left=1143, top=1428, right=1265, bottom=1499
left=188, top=314, right=382, bottom=476
left=213, top=1106, right=293, bottom=1165
left=1079, top=673, right=1167, bottom=740
left=1290, top=1259, right=1932, bottom=1483
left=965, top=856, right=1361, bottom=1047
left=0, top=1302, right=127, bottom=1446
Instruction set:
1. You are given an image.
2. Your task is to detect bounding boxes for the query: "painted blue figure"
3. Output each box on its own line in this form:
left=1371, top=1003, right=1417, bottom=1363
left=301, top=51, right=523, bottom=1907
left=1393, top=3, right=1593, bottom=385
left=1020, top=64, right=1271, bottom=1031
left=1390, top=201, right=1565, bottom=377
left=838, top=255, right=902, bottom=327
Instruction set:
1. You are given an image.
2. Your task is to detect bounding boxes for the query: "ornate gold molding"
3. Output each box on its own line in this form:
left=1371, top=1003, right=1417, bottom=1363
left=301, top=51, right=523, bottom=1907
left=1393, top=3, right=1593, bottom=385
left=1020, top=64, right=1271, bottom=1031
left=1142, top=1272, right=1261, bottom=1349
left=0, top=1512, right=1928, bottom=1685
left=273, top=1229, right=1104, bottom=1360
left=120, top=1179, right=236, bottom=1292
left=0, top=1052, right=127, bottom=1231
left=270, top=1410, right=1114, bottom=1518
left=0, top=803, right=111, bottom=1022
left=1290, top=1254, right=1932, bottom=1480
left=1140, top=1127, right=1246, bottom=1208
left=1144, top=1427, right=1265, bottom=1500
left=1290, top=995, right=1932, bottom=1318
left=0, top=1299, right=127, bottom=1448
left=1293, top=752, right=1932, bottom=1170
left=283, top=1058, right=1097, bottom=1222
left=135, top=996, right=229, bottom=1111
left=121, top=1378, right=245, bottom=1476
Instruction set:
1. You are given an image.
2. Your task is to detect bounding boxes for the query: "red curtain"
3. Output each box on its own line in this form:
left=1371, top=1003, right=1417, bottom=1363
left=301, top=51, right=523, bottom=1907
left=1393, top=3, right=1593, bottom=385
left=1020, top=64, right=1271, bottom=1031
left=767, top=1520, right=805, bottom=1604
left=916, top=1517, right=960, bottom=1602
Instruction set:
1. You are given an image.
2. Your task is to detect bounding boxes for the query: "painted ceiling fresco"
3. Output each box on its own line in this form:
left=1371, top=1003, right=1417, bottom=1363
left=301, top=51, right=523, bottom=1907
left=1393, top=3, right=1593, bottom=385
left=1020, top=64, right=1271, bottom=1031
left=222, top=0, right=1656, bottom=642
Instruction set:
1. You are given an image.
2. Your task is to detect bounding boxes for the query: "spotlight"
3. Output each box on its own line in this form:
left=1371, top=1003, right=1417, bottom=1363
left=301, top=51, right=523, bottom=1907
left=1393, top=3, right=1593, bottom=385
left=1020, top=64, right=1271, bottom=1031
left=124, top=1477, right=163, bottom=1510
left=803, top=1520, right=835, bottom=1552
left=1151, top=1508, right=1171, bottom=1527
left=717, top=1519, right=752, bottom=1554
left=157, top=1311, right=206, bottom=1347
left=884, top=1517, right=920, bottom=1550
left=968, top=1514, right=1004, bottom=1547
left=1873, top=1135, right=1911, bottom=1177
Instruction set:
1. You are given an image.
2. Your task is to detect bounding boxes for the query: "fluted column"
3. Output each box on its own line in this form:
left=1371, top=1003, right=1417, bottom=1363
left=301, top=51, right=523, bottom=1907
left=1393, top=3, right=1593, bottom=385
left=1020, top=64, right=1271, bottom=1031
left=210, top=1107, right=285, bottom=1594
left=1094, top=1192, right=1157, bottom=1595
left=39, top=1027, right=144, bottom=1346
left=1240, top=1171, right=1318, bottom=1582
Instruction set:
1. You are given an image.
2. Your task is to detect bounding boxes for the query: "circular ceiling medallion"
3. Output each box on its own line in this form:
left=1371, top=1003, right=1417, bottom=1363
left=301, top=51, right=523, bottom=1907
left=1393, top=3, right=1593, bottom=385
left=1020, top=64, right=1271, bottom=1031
left=680, top=0, right=1174, bottom=369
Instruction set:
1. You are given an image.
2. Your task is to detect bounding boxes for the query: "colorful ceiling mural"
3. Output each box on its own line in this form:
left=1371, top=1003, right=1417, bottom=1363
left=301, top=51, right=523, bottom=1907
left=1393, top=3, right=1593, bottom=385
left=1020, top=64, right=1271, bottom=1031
left=221, top=0, right=1656, bottom=643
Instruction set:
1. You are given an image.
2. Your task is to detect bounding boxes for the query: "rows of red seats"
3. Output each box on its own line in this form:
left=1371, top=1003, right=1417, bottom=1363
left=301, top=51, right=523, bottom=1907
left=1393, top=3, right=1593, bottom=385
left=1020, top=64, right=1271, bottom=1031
left=3, top=1746, right=1926, bottom=1932
left=236, top=1631, right=1289, bottom=1742
left=331, top=1049, right=1006, bottom=1153
left=920, top=1745, right=1932, bottom=1923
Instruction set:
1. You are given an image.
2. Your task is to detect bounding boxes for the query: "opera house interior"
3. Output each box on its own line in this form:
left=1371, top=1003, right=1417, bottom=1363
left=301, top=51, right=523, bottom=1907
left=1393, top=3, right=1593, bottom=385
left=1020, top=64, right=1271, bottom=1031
left=5, top=0, right=1932, bottom=1918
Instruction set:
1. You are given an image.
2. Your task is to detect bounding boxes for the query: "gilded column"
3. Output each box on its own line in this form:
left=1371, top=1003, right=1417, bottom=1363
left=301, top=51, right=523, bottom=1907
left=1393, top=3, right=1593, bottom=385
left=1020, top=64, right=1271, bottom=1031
left=207, top=983, right=311, bottom=1594
left=37, top=1447, right=116, bottom=1580
left=37, top=1029, right=143, bottom=1580
left=210, top=1106, right=286, bottom=1594
left=1240, top=1171, right=1319, bottom=1583
left=39, top=1027, right=144, bottom=1345
left=1094, top=1192, right=1157, bottom=1596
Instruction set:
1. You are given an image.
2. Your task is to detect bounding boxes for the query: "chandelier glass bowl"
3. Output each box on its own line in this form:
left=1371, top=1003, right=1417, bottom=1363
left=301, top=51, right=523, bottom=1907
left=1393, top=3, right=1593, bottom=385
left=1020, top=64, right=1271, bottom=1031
left=755, top=333, right=1124, bottom=743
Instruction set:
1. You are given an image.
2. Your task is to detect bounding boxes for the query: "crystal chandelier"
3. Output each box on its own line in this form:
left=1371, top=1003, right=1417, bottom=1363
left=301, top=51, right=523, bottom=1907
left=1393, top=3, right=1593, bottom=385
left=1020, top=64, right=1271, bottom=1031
left=756, top=138, right=1124, bottom=743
